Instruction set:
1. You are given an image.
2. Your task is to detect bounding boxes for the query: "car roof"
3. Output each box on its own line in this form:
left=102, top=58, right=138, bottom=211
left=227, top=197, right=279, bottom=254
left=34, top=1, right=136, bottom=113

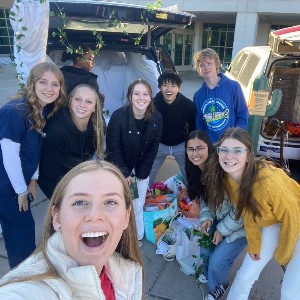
left=48, top=0, right=195, bottom=49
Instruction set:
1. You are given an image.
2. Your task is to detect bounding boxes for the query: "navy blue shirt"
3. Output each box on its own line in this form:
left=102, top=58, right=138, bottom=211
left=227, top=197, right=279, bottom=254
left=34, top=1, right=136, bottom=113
left=0, top=98, right=44, bottom=193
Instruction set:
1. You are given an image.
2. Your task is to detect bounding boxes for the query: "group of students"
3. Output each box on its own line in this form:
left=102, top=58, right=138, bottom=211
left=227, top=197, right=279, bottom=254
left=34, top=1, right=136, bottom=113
left=0, top=47, right=299, bottom=300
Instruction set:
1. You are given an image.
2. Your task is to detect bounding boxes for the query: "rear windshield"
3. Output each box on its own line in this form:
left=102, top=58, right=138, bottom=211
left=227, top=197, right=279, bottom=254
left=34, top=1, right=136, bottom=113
left=229, top=51, right=260, bottom=88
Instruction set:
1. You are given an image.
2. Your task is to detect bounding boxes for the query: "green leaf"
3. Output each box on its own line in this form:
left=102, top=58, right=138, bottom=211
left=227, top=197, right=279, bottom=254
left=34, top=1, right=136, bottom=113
left=21, top=26, right=28, bottom=31
left=16, top=33, right=25, bottom=40
left=9, top=11, right=16, bottom=16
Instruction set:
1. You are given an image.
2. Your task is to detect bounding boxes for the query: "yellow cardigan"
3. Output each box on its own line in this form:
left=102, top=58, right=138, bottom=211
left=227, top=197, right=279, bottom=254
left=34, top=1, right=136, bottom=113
left=226, top=165, right=300, bottom=265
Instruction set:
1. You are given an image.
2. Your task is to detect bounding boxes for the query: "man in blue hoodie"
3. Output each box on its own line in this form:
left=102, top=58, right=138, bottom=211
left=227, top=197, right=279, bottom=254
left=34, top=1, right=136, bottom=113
left=193, top=48, right=248, bottom=144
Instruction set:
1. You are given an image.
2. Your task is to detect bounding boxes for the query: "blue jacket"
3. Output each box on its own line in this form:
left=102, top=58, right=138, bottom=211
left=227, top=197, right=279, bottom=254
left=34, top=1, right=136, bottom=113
left=193, top=73, right=248, bottom=144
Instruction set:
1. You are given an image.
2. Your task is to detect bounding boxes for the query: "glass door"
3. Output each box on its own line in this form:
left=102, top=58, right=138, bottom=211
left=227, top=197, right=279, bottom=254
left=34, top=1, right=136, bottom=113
left=160, top=29, right=194, bottom=71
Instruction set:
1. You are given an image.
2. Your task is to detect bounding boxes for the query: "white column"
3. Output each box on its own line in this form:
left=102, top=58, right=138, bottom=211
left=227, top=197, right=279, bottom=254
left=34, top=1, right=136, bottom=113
left=193, top=21, right=202, bottom=61
left=232, top=12, right=259, bottom=58
left=255, top=22, right=270, bottom=46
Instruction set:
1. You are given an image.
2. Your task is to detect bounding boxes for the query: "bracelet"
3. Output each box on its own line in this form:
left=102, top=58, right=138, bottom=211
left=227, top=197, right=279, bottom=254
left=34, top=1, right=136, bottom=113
left=18, top=190, right=28, bottom=197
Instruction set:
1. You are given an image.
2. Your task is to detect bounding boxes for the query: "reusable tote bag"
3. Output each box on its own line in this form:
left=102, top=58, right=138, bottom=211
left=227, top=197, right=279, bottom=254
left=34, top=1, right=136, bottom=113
left=143, top=194, right=178, bottom=244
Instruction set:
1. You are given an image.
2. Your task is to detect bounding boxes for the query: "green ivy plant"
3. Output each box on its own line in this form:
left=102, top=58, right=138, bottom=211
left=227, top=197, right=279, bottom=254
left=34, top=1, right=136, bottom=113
left=192, top=229, right=215, bottom=283
left=8, top=0, right=164, bottom=88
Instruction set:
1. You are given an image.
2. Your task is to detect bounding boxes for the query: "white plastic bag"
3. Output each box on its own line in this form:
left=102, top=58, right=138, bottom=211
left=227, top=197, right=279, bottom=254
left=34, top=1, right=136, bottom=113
left=175, top=228, right=202, bottom=275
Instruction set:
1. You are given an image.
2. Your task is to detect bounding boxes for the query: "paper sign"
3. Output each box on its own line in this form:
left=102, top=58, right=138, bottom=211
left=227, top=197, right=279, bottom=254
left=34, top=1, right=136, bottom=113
left=249, top=91, right=269, bottom=116
left=156, top=13, right=168, bottom=20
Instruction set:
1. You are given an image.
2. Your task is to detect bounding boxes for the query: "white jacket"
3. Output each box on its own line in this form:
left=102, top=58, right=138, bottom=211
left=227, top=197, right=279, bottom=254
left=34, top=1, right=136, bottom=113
left=0, top=232, right=143, bottom=299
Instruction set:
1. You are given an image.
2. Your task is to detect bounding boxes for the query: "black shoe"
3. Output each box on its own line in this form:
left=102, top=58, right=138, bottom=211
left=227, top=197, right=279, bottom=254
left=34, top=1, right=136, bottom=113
left=206, top=282, right=229, bottom=300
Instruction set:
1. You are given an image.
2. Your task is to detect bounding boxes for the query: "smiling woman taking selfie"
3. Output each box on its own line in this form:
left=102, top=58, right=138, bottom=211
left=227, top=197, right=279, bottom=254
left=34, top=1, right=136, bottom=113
left=0, top=160, right=143, bottom=300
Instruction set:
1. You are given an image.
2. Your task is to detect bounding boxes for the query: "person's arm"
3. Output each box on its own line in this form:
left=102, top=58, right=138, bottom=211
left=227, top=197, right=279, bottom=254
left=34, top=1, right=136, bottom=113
left=106, top=111, right=132, bottom=177
left=188, top=101, right=196, bottom=132
left=245, top=168, right=300, bottom=265
left=270, top=170, right=300, bottom=265
left=193, top=93, right=205, bottom=130
left=0, top=138, right=27, bottom=194
left=216, top=201, right=244, bottom=237
left=199, top=198, right=214, bottom=233
left=0, top=138, right=31, bottom=212
left=233, top=82, right=249, bottom=129
left=39, top=128, right=66, bottom=196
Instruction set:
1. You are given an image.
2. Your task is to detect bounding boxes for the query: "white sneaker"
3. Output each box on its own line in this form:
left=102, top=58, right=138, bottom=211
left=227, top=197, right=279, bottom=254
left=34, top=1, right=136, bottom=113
left=196, top=273, right=208, bottom=284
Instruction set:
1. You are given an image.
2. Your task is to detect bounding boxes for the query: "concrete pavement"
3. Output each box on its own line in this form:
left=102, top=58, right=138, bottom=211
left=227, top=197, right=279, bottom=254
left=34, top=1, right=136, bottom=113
left=0, top=63, right=286, bottom=299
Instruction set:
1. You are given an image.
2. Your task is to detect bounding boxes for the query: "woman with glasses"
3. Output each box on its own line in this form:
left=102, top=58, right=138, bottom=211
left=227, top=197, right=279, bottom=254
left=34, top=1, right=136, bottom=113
left=185, top=130, right=247, bottom=300
left=203, top=127, right=300, bottom=300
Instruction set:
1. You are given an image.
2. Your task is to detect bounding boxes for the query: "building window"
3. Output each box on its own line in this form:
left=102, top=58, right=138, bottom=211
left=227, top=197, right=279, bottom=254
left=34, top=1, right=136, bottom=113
left=202, top=23, right=235, bottom=67
left=270, top=24, right=290, bottom=32
left=0, top=9, right=13, bottom=55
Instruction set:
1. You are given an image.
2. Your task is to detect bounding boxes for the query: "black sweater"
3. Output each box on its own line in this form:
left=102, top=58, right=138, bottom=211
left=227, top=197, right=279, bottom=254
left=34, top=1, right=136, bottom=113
left=38, top=107, right=95, bottom=198
left=60, top=65, right=99, bottom=95
left=153, top=92, right=196, bottom=145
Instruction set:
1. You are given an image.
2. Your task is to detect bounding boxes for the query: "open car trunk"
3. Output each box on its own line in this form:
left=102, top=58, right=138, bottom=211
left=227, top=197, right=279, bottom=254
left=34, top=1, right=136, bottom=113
left=257, top=26, right=300, bottom=160
left=47, top=0, right=194, bottom=116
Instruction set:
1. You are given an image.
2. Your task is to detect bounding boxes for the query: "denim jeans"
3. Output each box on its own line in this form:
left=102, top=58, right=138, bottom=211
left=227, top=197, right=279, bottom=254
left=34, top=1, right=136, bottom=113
left=201, top=224, right=247, bottom=292
left=149, top=142, right=186, bottom=186
left=227, top=224, right=300, bottom=300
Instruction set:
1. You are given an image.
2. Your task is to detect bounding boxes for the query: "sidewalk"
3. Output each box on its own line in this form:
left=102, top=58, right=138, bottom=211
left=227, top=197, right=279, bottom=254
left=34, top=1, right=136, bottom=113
left=0, top=65, right=285, bottom=299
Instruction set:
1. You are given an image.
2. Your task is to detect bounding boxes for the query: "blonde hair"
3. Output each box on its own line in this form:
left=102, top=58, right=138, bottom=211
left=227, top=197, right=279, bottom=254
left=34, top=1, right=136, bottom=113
left=193, top=48, right=221, bottom=75
left=0, top=160, right=143, bottom=289
left=68, top=84, right=104, bottom=158
left=23, top=62, right=67, bottom=134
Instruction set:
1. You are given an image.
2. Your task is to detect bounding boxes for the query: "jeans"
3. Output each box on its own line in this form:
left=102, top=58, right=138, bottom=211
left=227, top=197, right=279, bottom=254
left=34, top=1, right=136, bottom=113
left=227, top=224, right=300, bottom=300
left=132, top=176, right=149, bottom=240
left=201, top=223, right=247, bottom=292
left=149, top=142, right=186, bottom=186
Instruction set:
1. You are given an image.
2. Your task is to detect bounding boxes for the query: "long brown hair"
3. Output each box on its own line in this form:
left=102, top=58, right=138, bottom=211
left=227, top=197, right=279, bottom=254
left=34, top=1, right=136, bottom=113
left=0, top=160, right=144, bottom=289
left=23, top=62, right=67, bottom=135
left=68, top=84, right=104, bottom=159
left=203, top=127, right=262, bottom=219
left=126, top=79, right=155, bottom=121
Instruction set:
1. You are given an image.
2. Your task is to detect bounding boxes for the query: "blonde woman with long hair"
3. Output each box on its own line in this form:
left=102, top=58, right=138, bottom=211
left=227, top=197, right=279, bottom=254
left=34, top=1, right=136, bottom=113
left=0, top=160, right=144, bottom=299
left=38, top=84, right=104, bottom=199
left=0, top=62, right=66, bottom=269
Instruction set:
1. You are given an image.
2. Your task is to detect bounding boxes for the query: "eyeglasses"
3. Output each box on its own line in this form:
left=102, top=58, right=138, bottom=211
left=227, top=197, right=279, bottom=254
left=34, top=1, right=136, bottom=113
left=216, top=146, right=247, bottom=157
left=186, top=146, right=206, bottom=155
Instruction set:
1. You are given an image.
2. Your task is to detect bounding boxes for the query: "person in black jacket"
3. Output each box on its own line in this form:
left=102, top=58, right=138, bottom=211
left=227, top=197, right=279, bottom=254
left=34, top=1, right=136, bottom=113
left=38, top=84, right=104, bottom=199
left=149, top=72, right=196, bottom=186
left=60, top=46, right=105, bottom=107
left=106, top=79, right=163, bottom=246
